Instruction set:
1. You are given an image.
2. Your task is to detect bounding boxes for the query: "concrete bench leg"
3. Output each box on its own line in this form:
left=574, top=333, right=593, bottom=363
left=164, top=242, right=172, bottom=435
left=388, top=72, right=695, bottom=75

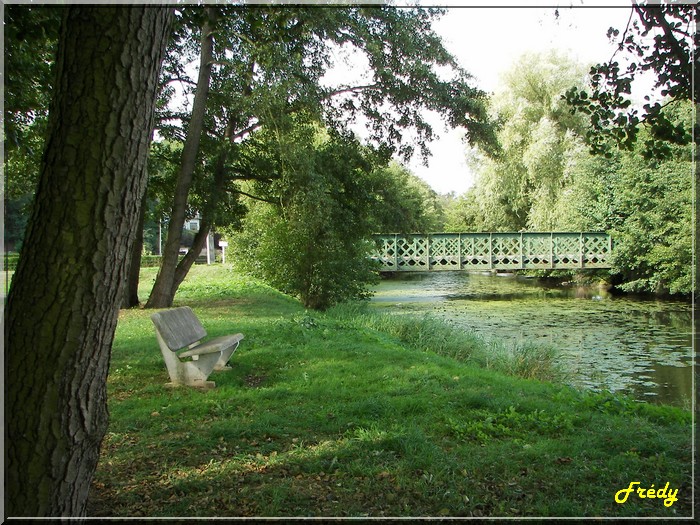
left=214, top=341, right=241, bottom=371
left=155, top=330, right=220, bottom=388
left=166, top=353, right=221, bottom=389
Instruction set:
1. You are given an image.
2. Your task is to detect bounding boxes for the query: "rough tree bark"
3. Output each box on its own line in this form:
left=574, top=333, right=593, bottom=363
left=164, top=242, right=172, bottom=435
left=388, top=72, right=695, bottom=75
left=146, top=8, right=217, bottom=309
left=4, top=6, right=172, bottom=517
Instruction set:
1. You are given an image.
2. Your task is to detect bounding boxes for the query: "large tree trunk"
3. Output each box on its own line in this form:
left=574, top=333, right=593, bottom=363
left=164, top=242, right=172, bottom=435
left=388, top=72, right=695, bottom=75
left=146, top=8, right=217, bottom=309
left=4, top=6, right=172, bottom=517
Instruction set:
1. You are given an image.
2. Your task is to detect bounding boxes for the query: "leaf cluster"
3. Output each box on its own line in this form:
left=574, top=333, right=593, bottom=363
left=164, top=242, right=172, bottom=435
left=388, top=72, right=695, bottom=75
left=229, top=126, right=382, bottom=310
left=3, top=6, right=63, bottom=250
left=563, top=3, right=696, bottom=158
left=562, top=101, right=693, bottom=295
left=451, top=52, right=589, bottom=232
left=3, top=5, right=62, bottom=153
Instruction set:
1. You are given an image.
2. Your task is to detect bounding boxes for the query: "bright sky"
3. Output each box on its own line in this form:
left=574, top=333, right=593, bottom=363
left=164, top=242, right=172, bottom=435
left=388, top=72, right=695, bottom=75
left=404, top=6, right=637, bottom=195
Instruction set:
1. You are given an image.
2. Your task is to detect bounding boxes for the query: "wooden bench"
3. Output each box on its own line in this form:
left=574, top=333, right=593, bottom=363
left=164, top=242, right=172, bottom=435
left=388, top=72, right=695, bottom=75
left=150, top=306, right=244, bottom=389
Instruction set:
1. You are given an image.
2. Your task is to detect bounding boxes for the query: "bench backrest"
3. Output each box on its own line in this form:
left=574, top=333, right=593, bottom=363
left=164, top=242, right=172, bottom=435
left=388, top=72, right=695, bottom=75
left=151, top=306, right=207, bottom=351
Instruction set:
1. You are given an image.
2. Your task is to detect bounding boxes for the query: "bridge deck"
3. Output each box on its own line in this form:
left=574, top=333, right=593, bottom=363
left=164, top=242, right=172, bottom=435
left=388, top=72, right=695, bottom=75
left=371, top=232, right=612, bottom=272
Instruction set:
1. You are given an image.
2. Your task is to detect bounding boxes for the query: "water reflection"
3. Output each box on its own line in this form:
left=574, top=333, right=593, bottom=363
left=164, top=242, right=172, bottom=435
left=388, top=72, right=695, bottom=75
left=371, top=271, right=694, bottom=407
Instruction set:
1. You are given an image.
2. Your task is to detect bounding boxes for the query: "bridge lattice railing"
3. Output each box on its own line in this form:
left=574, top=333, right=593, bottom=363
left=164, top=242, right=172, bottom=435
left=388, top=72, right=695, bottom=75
left=371, top=232, right=612, bottom=271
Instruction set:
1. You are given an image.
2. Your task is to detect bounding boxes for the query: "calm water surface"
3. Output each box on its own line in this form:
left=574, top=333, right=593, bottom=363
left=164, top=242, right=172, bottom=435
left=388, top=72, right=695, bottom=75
left=370, top=271, right=695, bottom=407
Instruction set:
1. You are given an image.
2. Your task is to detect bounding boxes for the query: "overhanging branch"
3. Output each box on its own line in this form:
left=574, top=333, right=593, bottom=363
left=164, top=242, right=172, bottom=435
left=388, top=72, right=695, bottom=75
left=325, top=83, right=378, bottom=98
left=235, top=189, right=278, bottom=204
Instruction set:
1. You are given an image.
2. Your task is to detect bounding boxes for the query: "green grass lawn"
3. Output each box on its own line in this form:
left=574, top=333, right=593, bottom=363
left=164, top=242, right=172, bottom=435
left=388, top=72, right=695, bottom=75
left=88, top=265, right=693, bottom=518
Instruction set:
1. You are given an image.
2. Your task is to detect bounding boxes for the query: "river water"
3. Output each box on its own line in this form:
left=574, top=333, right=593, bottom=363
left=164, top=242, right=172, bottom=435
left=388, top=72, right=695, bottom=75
left=370, top=271, right=695, bottom=408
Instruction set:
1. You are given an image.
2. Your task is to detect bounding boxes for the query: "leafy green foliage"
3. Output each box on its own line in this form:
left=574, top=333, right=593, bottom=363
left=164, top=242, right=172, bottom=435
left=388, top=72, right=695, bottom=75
left=3, top=6, right=63, bottom=250
left=369, top=163, right=445, bottom=233
left=564, top=102, right=693, bottom=294
left=563, top=4, right=696, bottom=158
left=4, top=5, right=62, bottom=152
left=229, top=123, right=444, bottom=309
left=146, top=140, right=184, bottom=221
left=448, top=51, right=691, bottom=296
left=155, top=5, right=494, bottom=213
left=448, top=52, right=589, bottom=232
left=230, top=127, right=381, bottom=310
left=4, top=194, right=33, bottom=252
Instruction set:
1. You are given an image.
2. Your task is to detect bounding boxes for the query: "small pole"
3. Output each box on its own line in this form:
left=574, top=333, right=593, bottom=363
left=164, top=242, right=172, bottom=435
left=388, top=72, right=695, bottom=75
left=219, top=240, right=228, bottom=264
left=394, top=234, right=398, bottom=270
left=206, top=232, right=212, bottom=265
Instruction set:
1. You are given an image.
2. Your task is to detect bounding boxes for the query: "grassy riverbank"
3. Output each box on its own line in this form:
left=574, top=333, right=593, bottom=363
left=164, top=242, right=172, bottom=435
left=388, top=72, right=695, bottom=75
left=88, top=265, right=693, bottom=518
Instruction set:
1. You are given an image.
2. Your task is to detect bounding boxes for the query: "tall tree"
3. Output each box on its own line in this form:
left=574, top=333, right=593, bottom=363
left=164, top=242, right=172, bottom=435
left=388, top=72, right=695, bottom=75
left=229, top=120, right=451, bottom=309
left=145, top=7, right=218, bottom=308
left=145, top=6, right=495, bottom=308
left=455, top=51, right=588, bottom=231
left=564, top=101, right=693, bottom=295
left=4, top=6, right=172, bottom=517
left=370, top=162, right=446, bottom=233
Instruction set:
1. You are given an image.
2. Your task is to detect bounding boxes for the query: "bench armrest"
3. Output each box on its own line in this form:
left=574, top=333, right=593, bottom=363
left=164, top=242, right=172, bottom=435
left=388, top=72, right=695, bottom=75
left=178, top=333, right=244, bottom=358
left=178, top=343, right=224, bottom=358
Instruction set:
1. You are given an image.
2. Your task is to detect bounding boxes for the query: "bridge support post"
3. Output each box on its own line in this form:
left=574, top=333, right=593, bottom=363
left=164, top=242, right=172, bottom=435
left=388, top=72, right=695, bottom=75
left=519, top=232, right=524, bottom=270
left=550, top=232, right=554, bottom=269
left=458, top=233, right=462, bottom=270
left=394, top=234, right=398, bottom=271
left=426, top=234, right=431, bottom=270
